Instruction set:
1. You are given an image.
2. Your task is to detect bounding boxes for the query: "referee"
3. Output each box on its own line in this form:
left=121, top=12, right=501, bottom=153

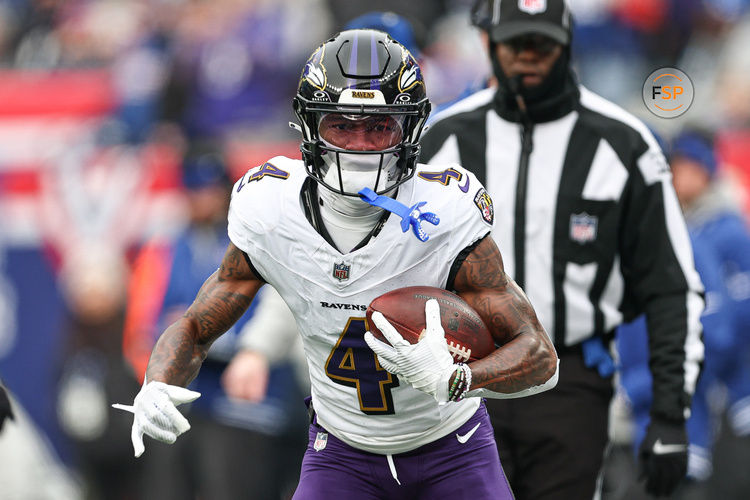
left=420, top=1, right=705, bottom=498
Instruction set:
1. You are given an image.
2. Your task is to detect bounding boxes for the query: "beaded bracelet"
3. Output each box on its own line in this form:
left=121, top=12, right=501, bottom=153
left=448, top=365, right=464, bottom=400
left=449, top=363, right=472, bottom=402
left=448, top=363, right=470, bottom=402
left=451, top=378, right=466, bottom=402
left=460, top=364, right=472, bottom=400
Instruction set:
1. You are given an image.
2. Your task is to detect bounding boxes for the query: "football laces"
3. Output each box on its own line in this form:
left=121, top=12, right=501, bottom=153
left=447, top=340, right=471, bottom=363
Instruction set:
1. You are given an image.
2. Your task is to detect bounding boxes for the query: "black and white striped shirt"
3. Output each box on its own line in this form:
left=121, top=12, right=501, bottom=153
left=420, top=85, right=704, bottom=420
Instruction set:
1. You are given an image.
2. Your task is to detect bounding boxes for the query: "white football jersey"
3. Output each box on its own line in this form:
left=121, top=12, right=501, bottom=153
left=228, top=156, right=494, bottom=454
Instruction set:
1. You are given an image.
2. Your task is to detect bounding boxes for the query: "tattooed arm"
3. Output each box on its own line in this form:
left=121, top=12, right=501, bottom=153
left=146, top=242, right=264, bottom=386
left=454, top=236, right=558, bottom=397
left=113, top=242, right=264, bottom=457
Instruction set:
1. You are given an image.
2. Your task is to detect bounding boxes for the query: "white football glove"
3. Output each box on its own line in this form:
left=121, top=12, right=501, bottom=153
left=112, top=380, right=200, bottom=457
left=364, top=299, right=458, bottom=403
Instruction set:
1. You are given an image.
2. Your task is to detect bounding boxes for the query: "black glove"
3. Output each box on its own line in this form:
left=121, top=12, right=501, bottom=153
left=0, top=384, right=14, bottom=433
left=638, top=416, right=688, bottom=497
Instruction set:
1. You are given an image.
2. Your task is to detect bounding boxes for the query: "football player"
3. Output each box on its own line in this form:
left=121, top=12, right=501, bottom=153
left=115, top=30, right=558, bottom=499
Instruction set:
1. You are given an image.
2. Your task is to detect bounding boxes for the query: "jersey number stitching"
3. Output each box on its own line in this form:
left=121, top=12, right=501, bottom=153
left=417, top=167, right=470, bottom=192
left=324, top=317, right=399, bottom=415
left=236, top=162, right=290, bottom=193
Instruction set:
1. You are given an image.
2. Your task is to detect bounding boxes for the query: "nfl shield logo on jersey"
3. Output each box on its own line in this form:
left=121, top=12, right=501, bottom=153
left=314, top=432, right=328, bottom=452
left=519, top=0, right=547, bottom=14
left=570, top=212, right=598, bottom=244
left=333, top=261, right=350, bottom=281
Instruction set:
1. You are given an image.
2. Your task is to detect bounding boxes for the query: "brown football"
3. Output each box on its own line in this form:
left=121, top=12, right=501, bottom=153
left=366, top=286, right=495, bottom=363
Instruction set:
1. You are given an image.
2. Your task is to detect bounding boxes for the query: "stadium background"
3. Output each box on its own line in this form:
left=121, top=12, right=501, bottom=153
left=1, top=0, right=750, bottom=498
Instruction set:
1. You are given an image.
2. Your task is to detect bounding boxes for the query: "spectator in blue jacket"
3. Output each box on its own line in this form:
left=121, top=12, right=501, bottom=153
left=617, top=129, right=750, bottom=492
left=672, top=130, right=750, bottom=445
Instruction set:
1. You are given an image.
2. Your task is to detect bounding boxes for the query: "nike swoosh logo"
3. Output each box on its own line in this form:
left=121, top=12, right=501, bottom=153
left=652, top=439, right=688, bottom=455
left=458, top=175, right=470, bottom=193
left=456, top=422, right=481, bottom=444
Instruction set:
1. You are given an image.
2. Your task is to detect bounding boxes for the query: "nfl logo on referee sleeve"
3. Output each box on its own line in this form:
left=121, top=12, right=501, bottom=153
left=570, top=212, right=598, bottom=244
left=314, top=432, right=328, bottom=451
left=333, top=261, right=350, bottom=281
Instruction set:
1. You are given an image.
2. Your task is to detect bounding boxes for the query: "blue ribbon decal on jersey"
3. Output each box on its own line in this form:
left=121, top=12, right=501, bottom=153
left=358, top=188, right=439, bottom=242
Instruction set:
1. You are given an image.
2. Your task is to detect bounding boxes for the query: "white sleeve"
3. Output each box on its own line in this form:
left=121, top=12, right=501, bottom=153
left=237, top=286, right=299, bottom=365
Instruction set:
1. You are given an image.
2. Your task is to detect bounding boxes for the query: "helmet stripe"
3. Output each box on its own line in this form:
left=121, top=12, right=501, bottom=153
left=370, top=30, right=381, bottom=90
left=347, top=33, right=359, bottom=88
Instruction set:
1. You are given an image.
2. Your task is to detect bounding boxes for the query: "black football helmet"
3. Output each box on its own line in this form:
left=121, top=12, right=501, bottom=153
left=294, top=29, right=431, bottom=197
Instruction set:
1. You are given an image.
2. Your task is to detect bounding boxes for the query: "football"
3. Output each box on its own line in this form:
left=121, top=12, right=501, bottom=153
left=366, top=286, right=495, bottom=363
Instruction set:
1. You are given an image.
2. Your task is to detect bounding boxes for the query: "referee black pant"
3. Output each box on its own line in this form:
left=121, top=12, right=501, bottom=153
left=487, top=346, right=614, bottom=500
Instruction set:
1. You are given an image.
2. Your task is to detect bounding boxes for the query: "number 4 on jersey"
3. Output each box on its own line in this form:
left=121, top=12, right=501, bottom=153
left=325, top=318, right=399, bottom=415
left=236, top=162, right=289, bottom=193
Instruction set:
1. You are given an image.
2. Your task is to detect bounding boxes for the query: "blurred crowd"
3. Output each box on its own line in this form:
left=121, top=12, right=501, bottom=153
left=1, top=0, right=750, bottom=499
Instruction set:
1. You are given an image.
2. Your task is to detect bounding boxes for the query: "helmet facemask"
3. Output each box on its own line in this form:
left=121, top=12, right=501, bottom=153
left=316, top=112, right=410, bottom=196
left=296, top=104, right=425, bottom=198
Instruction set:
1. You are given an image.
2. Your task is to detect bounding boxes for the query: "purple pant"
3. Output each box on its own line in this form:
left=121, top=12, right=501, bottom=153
left=292, top=402, right=514, bottom=499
